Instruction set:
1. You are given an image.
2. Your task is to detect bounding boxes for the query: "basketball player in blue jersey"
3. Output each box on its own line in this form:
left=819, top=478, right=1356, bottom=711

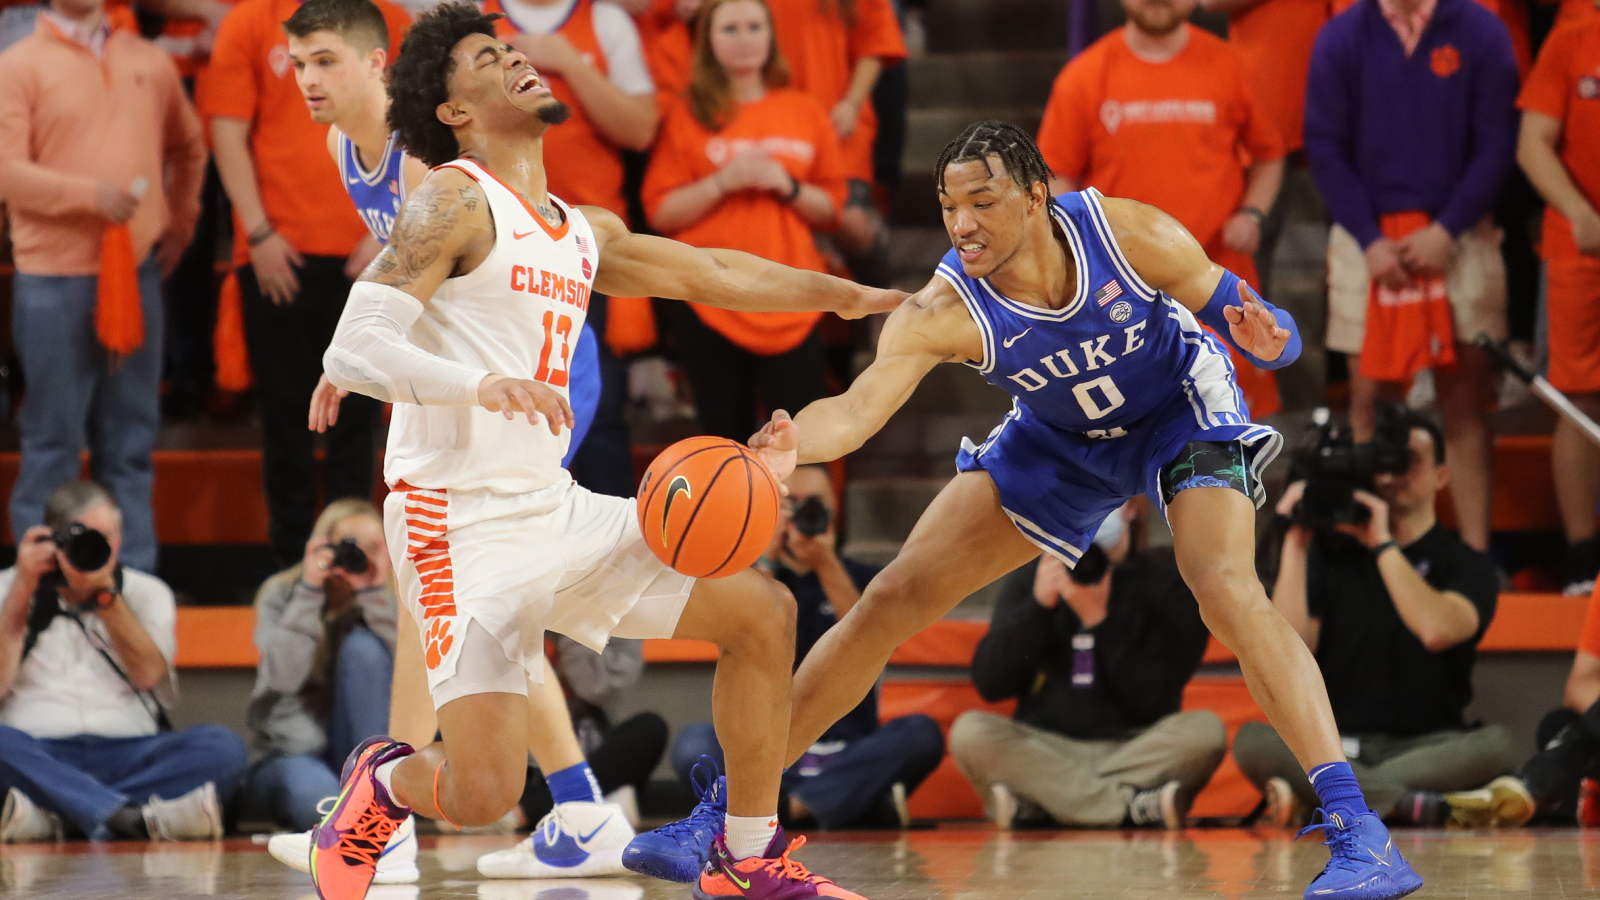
left=275, top=0, right=628, bottom=883
left=748, top=121, right=1421, bottom=900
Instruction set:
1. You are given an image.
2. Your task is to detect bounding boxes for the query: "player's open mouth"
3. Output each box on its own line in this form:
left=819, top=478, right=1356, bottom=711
left=957, top=242, right=985, bottom=262
left=511, top=70, right=541, bottom=96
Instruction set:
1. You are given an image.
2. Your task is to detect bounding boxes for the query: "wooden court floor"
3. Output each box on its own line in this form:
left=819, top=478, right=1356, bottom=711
left=1, top=826, right=1593, bottom=900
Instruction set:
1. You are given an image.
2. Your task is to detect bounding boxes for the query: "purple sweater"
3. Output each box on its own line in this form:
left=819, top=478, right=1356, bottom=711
left=1304, top=0, right=1519, bottom=248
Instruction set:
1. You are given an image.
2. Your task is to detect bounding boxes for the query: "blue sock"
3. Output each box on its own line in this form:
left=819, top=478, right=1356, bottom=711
left=546, top=761, right=603, bottom=805
left=1308, top=762, right=1368, bottom=822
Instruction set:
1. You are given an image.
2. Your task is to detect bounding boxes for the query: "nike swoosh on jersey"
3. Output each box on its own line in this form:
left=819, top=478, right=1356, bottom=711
left=1002, top=328, right=1032, bottom=348
left=513, top=229, right=537, bottom=240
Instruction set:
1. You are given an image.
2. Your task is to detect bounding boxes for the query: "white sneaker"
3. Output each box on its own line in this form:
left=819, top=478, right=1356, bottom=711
left=268, top=811, right=420, bottom=884
left=603, top=785, right=641, bottom=830
left=891, top=782, right=911, bottom=829
left=0, top=788, right=63, bottom=843
left=142, top=782, right=222, bottom=841
left=1263, top=776, right=1305, bottom=828
left=477, top=801, right=634, bottom=879
left=990, top=784, right=1019, bottom=830
left=1127, top=780, right=1184, bottom=830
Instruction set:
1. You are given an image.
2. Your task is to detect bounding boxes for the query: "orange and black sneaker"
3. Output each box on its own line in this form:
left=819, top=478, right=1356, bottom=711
left=310, top=736, right=414, bottom=900
left=692, top=828, right=867, bottom=900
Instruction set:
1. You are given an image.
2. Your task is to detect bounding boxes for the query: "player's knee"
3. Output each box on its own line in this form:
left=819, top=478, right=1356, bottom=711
left=715, top=575, right=795, bottom=662
left=446, top=761, right=526, bottom=827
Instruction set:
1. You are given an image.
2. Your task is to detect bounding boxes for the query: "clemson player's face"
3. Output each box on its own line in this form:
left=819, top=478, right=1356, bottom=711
left=939, top=156, right=1047, bottom=280
left=289, top=31, right=379, bottom=126
left=445, top=33, right=568, bottom=132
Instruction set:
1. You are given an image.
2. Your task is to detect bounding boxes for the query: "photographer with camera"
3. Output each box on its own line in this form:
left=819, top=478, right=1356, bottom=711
left=1236, top=409, right=1531, bottom=828
left=0, top=481, right=246, bottom=843
left=669, top=464, right=945, bottom=829
left=948, top=503, right=1222, bottom=830
left=243, top=498, right=398, bottom=831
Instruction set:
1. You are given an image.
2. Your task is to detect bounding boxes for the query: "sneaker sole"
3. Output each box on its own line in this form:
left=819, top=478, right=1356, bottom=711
left=621, top=848, right=703, bottom=884
left=270, top=836, right=420, bottom=884
left=479, top=852, right=627, bottom=879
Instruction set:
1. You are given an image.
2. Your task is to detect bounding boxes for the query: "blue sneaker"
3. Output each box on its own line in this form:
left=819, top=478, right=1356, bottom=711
left=1298, top=810, right=1424, bottom=900
left=623, top=756, right=727, bottom=883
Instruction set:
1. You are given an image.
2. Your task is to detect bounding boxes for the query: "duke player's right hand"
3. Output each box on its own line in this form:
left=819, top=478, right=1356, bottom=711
left=478, top=374, right=575, bottom=435
left=749, top=410, right=799, bottom=488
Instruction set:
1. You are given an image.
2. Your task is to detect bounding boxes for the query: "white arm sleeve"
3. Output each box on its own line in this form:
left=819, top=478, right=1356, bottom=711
left=324, top=281, right=491, bottom=406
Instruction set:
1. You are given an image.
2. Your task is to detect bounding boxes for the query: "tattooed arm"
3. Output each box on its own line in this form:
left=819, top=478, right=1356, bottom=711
left=322, top=170, right=575, bottom=431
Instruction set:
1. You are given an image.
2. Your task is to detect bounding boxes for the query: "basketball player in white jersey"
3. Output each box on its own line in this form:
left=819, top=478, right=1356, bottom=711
left=307, top=6, right=899, bottom=900
left=268, top=0, right=638, bottom=882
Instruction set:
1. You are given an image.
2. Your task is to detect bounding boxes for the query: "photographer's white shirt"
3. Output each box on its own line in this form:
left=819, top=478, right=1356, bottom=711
left=0, top=567, right=177, bottom=739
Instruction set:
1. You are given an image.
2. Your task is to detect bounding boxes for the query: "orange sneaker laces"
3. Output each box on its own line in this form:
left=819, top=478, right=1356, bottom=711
left=757, top=836, right=829, bottom=884
left=338, top=803, right=401, bottom=868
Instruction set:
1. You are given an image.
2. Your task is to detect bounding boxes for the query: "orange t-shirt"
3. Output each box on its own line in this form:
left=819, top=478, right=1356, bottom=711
left=765, top=0, right=905, bottom=183
left=161, top=0, right=246, bottom=79
left=1228, top=0, right=1329, bottom=151
left=1556, top=0, right=1600, bottom=28
left=486, top=0, right=629, bottom=218
left=1580, top=580, right=1600, bottom=657
left=643, top=89, right=848, bottom=354
left=1038, top=28, right=1285, bottom=252
left=1518, top=18, right=1600, bottom=260
left=637, top=0, right=692, bottom=108
left=196, top=0, right=410, bottom=263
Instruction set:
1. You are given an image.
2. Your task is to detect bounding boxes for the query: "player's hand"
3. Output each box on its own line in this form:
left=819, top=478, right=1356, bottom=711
left=478, top=374, right=575, bottom=435
left=830, top=98, right=860, bottom=138
left=96, top=181, right=139, bottom=224
left=839, top=286, right=909, bottom=320
left=1397, top=222, right=1452, bottom=275
left=251, top=232, right=304, bottom=305
left=1032, top=553, right=1069, bottom=609
left=346, top=233, right=383, bottom=281
left=308, top=374, right=348, bottom=433
left=749, top=409, right=799, bottom=490
left=1573, top=207, right=1600, bottom=258
left=1364, top=237, right=1407, bottom=289
left=1221, top=210, right=1262, bottom=255
left=1335, top=489, right=1393, bottom=549
left=1222, top=281, right=1290, bottom=363
left=510, top=32, right=580, bottom=76
left=155, top=226, right=192, bottom=279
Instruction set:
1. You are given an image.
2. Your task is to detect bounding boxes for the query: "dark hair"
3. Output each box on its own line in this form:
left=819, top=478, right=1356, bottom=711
left=387, top=3, right=502, bottom=168
left=283, top=0, right=392, bottom=54
left=1399, top=409, right=1447, bottom=466
left=686, top=0, right=789, bottom=131
left=935, top=119, right=1053, bottom=195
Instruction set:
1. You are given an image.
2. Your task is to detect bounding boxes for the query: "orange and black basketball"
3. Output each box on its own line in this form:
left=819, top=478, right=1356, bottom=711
left=637, top=436, right=781, bottom=578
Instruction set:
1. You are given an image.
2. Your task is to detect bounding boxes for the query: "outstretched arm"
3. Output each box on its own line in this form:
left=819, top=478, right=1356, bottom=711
left=323, top=169, right=573, bottom=432
left=583, top=205, right=904, bottom=320
left=1104, top=196, right=1301, bottom=369
left=750, top=279, right=978, bottom=476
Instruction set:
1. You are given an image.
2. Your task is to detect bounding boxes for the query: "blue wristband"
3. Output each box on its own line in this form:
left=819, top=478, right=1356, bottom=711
left=1195, top=270, right=1302, bottom=370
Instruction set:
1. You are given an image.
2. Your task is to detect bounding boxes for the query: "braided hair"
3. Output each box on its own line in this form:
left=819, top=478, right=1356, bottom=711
left=935, top=120, right=1053, bottom=195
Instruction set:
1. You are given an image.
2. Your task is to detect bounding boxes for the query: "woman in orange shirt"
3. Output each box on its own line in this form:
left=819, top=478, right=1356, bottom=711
left=643, top=0, right=848, bottom=440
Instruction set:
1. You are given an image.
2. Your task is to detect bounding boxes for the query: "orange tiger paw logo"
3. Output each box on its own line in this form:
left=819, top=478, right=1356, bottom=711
left=1431, top=44, right=1461, bottom=79
left=424, top=618, right=455, bottom=670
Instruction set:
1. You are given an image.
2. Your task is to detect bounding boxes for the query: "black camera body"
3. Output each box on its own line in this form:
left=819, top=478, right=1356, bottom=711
left=51, top=522, right=112, bottom=572
left=1291, top=403, right=1413, bottom=529
left=329, top=537, right=370, bottom=575
left=790, top=496, right=831, bottom=538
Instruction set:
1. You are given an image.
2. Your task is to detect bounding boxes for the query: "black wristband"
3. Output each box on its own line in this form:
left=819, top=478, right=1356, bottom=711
left=247, top=221, right=276, bottom=247
left=1371, top=540, right=1399, bottom=558
left=1239, top=206, right=1266, bottom=225
left=786, top=175, right=802, bottom=202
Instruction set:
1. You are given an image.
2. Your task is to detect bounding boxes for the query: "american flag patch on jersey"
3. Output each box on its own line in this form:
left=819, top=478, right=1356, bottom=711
left=1094, top=281, right=1123, bottom=306
left=575, top=236, right=590, bottom=254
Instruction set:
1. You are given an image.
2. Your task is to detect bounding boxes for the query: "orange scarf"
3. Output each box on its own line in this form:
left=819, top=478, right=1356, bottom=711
left=95, top=223, right=143, bottom=362
left=1358, top=211, right=1456, bottom=382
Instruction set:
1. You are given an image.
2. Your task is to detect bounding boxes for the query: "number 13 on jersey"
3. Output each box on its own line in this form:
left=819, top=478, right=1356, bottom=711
left=536, top=311, right=572, bottom=388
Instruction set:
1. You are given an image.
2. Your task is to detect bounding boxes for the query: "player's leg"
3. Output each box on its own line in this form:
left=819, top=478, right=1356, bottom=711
left=786, top=471, right=1039, bottom=763
left=1168, top=484, right=1422, bottom=900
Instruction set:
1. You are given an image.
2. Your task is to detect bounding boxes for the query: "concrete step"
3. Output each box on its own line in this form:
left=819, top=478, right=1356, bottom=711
left=923, top=0, right=1068, bottom=53
left=907, top=51, right=1066, bottom=111
left=904, top=107, right=1046, bottom=177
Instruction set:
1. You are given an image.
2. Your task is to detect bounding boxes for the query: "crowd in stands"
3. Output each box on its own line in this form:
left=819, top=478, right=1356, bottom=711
left=3, top=0, right=1600, bottom=846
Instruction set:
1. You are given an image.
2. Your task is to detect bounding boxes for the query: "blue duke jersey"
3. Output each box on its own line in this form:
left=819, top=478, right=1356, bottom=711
left=943, top=189, right=1281, bottom=565
left=337, top=131, right=601, bottom=462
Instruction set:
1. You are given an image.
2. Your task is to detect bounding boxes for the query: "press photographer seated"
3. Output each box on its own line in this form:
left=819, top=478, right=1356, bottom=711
left=1236, top=407, right=1529, bottom=829
left=0, top=482, right=247, bottom=843
left=244, top=499, right=398, bottom=831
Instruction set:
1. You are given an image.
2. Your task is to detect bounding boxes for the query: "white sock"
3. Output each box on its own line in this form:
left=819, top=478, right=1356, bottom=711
left=724, top=814, right=779, bottom=861
left=374, top=759, right=408, bottom=807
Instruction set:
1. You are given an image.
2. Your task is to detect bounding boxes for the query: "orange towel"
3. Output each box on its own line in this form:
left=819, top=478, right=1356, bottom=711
left=214, top=270, right=253, bottom=392
left=95, top=223, right=143, bottom=362
left=606, top=295, right=658, bottom=356
left=1358, top=211, right=1456, bottom=382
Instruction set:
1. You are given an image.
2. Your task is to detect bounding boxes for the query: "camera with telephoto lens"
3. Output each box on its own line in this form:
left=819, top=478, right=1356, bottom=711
left=51, top=522, right=111, bottom=572
left=329, top=537, right=370, bottom=575
left=1068, top=544, right=1110, bottom=586
left=1291, top=402, right=1413, bottom=529
left=790, top=496, right=832, bottom=538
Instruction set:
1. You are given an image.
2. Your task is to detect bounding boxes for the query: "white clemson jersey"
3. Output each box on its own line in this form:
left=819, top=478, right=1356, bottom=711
left=383, top=157, right=596, bottom=494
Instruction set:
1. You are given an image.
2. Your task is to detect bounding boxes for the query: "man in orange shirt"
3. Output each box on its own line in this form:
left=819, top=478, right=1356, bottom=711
left=1517, top=12, right=1600, bottom=595
left=0, top=0, right=206, bottom=573
left=1037, top=0, right=1286, bottom=415
left=197, top=0, right=408, bottom=565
